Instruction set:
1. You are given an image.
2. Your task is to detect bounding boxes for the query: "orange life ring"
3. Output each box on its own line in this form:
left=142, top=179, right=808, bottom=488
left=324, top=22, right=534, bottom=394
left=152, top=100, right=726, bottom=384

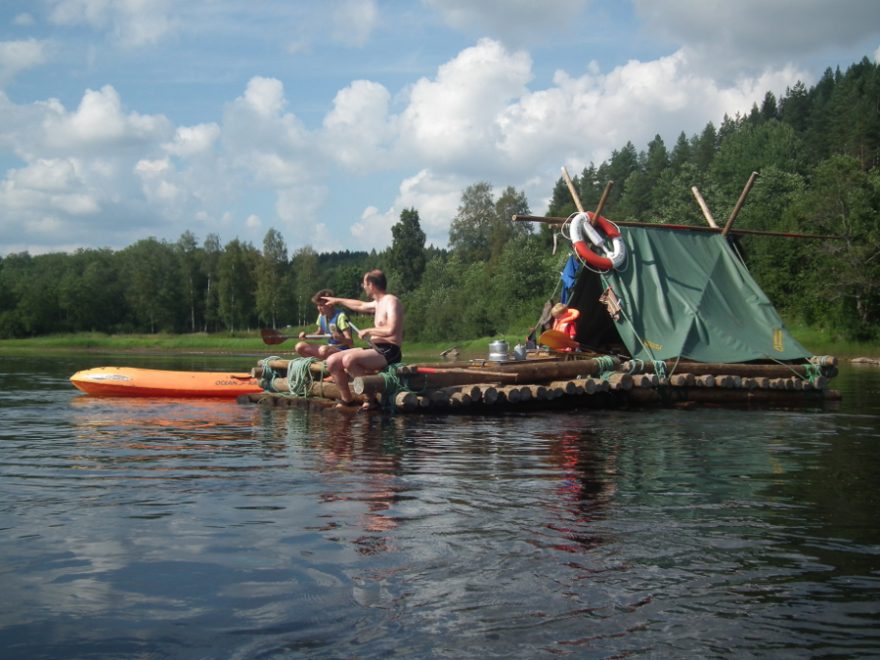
left=570, top=211, right=626, bottom=271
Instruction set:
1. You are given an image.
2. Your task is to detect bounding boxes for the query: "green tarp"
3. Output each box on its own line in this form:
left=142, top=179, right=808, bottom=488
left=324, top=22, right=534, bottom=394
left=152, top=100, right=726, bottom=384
left=573, top=226, right=811, bottom=363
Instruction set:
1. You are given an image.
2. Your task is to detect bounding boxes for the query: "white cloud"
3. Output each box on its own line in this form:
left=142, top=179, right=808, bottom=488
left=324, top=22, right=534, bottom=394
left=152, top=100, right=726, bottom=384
left=350, top=170, right=463, bottom=250
left=42, top=85, right=171, bottom=151
left=2, top=2, right=876, bottom=257
left=8, top=158, right=81, bottom=192
left=397, top=38, right=532, bottom=168
left=425, top=0, right=588, bottom=44
left=633, top=0, right=880, bottom=77
left=163, top=123, right=220, bottom=157
left=48, top=0, right=176, bottom=47
left=0, top=39, right=50, bottom=84
left=241, top=76, right=286, bottom=118
left=322, top=80, right=392, bottom=169
left=330, top=0, right=378, bottom=47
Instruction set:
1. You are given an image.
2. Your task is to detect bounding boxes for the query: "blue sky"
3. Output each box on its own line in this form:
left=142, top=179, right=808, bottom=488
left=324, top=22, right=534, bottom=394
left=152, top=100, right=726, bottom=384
left=2, top=0, right=879, bottom=256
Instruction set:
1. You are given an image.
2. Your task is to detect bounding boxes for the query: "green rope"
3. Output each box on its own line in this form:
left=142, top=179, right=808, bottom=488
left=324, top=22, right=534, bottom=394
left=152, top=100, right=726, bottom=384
left=804, top=362, right=821, bottom=384
left=595, top=355, right=617, bottom=381
left=286, top=357, right=319, bottom=397
left=652, top=360, right=668, bottom=379
left=258, top=355, right=283, bottom=392
left=377, top=363, right=409, bottom=412
left=624, top=359, right=644, bottom=375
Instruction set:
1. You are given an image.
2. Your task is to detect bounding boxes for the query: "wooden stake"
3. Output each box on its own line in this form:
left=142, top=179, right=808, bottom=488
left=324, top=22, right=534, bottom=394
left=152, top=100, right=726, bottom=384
left=511, top=214, right=839, bottom=240
left=721, top=171, right=759, bottom=236
left=691, top=186, right=718, bottom=228
left=561, top=166, right=614, bottom=225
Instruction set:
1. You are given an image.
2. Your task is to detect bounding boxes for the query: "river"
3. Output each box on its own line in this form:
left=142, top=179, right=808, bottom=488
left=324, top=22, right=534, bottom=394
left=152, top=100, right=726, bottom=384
left=1, top=351, right=879, bottom=658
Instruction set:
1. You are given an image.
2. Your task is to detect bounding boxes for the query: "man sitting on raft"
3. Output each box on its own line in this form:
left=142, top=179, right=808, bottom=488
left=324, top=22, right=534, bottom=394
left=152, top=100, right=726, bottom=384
left=295, top=289, right=354, bottom=359
left=321, top=269, right=404, bottom=410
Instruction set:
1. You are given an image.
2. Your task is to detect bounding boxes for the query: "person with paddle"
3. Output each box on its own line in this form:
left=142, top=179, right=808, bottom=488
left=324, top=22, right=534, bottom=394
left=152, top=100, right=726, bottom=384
left=295, top=289, right=354, bottom=359
left=549, top=302, right=580, bottom=351
left=321, top=270, right=404, bottom=411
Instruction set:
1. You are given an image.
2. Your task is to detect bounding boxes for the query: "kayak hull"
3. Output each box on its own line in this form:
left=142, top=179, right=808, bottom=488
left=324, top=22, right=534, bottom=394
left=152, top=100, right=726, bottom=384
left=70, top=367, right=264, bottom=398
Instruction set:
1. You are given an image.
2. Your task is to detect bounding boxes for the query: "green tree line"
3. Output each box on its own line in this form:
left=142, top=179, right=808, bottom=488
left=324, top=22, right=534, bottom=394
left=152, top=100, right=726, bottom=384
left=2, top=56, right=879, bottom=341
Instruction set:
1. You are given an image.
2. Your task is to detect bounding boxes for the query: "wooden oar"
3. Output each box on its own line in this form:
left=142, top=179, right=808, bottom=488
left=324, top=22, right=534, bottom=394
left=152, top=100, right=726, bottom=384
left=260, top=328, right=328, bottom=345
left=538, top=329, right=580, bottom=351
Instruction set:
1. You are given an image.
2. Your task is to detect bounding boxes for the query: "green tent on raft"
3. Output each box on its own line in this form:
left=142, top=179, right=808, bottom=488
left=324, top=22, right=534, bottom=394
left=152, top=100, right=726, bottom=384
left=567, top=225, right=812, bottom=363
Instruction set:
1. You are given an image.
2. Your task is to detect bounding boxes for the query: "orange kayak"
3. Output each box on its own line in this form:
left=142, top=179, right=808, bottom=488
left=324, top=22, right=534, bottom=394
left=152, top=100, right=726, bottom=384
left=70, top=367, right=264, bottom=398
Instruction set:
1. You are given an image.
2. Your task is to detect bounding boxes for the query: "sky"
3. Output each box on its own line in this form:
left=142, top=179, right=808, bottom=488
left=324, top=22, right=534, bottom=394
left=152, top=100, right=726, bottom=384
left=1, top=0, right=879, bottom=257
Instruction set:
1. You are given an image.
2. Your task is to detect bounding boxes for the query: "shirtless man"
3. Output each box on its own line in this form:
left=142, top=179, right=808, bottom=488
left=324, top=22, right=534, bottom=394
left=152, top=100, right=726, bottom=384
left=321, top=269, right=404, bottom=410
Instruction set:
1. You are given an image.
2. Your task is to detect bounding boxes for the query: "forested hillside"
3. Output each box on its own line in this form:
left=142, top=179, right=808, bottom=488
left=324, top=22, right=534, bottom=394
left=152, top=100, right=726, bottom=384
left=2, top=57, right=879, bottom=341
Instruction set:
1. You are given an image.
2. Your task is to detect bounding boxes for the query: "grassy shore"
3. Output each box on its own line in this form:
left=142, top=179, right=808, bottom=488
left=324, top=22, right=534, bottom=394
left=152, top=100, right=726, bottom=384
left=0, top=327, right=875, bottom=361
left=0, top=331, right=524, bottom=363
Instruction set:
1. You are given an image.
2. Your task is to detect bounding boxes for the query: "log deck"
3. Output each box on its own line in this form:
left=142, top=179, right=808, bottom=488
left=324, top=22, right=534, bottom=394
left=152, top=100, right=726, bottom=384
left=239, top=354, right=841, bottom=413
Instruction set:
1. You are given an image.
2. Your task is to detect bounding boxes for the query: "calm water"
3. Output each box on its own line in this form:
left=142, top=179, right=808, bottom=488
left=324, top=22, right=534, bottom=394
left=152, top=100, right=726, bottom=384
left=1, top=352, right=879, bottom=658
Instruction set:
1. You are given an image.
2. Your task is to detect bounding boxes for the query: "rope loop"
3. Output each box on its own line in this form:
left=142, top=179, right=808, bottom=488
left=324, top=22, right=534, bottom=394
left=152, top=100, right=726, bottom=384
left=594, top=355, right=617, bottom=381
left=284, top=357, right=320, bottom=397
left=652, top=360, right=668, bottom=379
left=376, top=363, right=409, bottom=412
left=258, top=355, right=283, bottom=392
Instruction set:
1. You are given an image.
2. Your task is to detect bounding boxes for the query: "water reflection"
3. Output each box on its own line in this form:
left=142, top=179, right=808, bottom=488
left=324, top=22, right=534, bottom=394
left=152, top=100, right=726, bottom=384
left=293, top=411, right=403, bottom=555
left=2, top=355, right=880, bottom=657
left=543, top=426, right=618, bottom=554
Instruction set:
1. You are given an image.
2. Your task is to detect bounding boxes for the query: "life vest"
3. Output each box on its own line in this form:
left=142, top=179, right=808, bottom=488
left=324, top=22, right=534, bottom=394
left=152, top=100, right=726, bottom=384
left=319, top=310, right=350, bottom=348
left=552, top=308, right=580, bottom=348
left=570, top=211, right=626, bottom=272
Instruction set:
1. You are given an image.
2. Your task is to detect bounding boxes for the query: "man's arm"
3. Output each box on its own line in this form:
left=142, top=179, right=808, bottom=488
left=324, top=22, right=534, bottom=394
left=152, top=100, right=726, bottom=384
left=321, top=296, right=375, bottom=314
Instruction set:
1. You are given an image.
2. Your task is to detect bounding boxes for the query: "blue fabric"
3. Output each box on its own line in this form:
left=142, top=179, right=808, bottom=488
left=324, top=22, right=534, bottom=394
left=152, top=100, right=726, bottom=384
left=560, top=255, right=579, bottom=304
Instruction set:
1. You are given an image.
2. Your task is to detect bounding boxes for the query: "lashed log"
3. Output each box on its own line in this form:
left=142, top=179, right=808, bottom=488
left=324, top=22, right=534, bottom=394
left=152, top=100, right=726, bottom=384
left=631, top=373, right=656, bottom=388
left=608, top=373, right=634, bottom=391
left=352, top=358, right=616, bottom=396
left=252, top=360, right=329, bottom=379
left=626, top=386, right=841, bottom=406
left=620, top=360, right=835, bottom=379
left=270, top=377, right=365, bottom=403
left=694, top=374, right=716, bottom=387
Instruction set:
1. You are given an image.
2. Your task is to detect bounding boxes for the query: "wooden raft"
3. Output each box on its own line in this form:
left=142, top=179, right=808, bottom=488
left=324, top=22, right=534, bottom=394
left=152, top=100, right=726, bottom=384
left=238, top=355, right=841, bottom=412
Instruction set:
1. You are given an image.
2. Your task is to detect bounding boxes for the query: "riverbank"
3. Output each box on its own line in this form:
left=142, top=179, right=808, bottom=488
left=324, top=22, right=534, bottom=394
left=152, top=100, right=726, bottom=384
left=0, top=331, right=521, bottom=364
left=0, top=329, right=876, bottom=363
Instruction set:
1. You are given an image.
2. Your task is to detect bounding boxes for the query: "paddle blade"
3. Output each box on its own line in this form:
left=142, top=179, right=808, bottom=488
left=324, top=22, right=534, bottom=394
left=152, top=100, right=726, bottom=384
left=538, top=329, right=579, bottom=351
left=260, top=328, right=288, bottom=345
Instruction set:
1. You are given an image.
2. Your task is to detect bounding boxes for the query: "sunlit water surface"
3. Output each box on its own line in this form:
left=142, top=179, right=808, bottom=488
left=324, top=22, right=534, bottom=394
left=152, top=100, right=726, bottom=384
left=1, top=353, right=879, bottom=658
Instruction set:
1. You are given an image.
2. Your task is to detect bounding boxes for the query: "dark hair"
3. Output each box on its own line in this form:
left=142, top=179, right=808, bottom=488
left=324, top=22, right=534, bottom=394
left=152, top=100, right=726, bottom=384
left=311, top=288, right=334, bottom=304
left=364, top=269, right=386, bottom=291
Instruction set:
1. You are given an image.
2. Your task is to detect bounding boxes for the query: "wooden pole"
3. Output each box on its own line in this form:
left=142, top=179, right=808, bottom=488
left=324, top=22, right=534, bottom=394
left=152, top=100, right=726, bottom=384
left=691, top=187, right=718, bottom=228
left=510, top=214, right=839, bottom=241
left=721, top=171, right=759, bottom=236
left=560, top=166, right=613, bottom=225
left=594, top=180, right=613, bottom=218
left=561, top=166, right=586, bottom=214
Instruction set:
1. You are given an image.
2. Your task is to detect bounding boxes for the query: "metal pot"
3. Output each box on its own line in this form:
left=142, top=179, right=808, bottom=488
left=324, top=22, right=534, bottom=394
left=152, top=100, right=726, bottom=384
left=488, top=339, right=509, bottom=362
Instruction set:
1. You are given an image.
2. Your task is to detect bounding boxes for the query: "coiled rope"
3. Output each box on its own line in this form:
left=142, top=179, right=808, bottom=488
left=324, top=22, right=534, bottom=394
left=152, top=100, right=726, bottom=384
left=594, top=355, right=617, bottom=381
